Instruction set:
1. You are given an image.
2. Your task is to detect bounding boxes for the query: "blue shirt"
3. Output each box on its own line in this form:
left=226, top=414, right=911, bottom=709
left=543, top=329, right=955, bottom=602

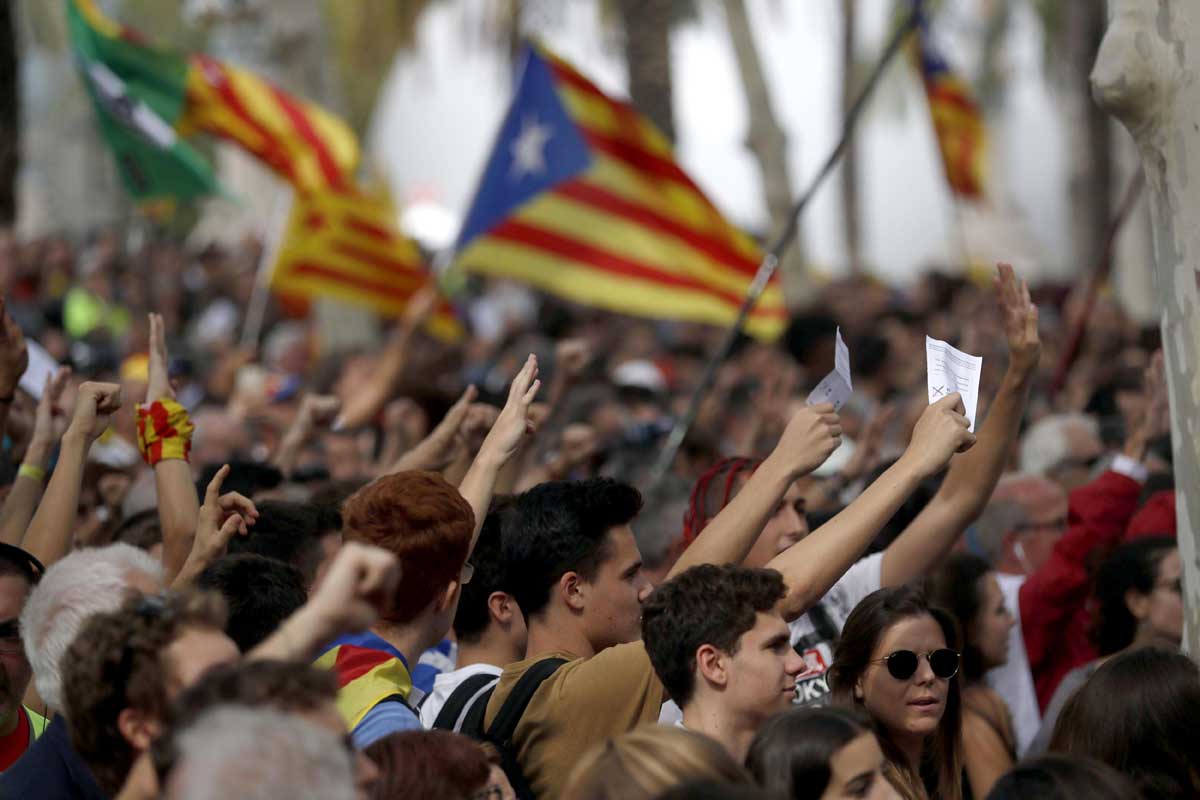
left=0, top=716, right=106, bottom=800
left=351, top=699, right=424, bottom=749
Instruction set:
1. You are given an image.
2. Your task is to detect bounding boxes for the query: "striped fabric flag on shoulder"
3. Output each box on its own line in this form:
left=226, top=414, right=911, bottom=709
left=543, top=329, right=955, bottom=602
left=454, top=43, right=786, bottom=341
left=271, top=188, right=463, bottom=342
left=315, top=631, right=414, bottom=730
left=913, top=6, right=987, bottom=199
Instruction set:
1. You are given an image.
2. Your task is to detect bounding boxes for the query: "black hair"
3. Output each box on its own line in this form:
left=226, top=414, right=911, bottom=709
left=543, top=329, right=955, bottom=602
left=985, top=755, right=1139, bottom=800
left=196, top=461, right=283, bottom=499
left=1091, top=536, right=1177, bottom=656
left=502, top=478, right=642, bottom=618
left=452, top=497, right=515, bottom=643
left=195, top=554, right=308, bottom=651
left=1049, top=648, right=1200, bottom=799
left=782, top=312, right=838, bottom=366
left=641, top=564, right=786, bottom=707
left=0, top=542, right=43, bottom=588
left=226, top=500, right=340, bottom=585
left=111, top=508, right=163, bottom=553
left=746, top=706, right=874, bottom=800
left=927, top=553, right=993, bottom=681
left=653, top=782, right=765, bottom=800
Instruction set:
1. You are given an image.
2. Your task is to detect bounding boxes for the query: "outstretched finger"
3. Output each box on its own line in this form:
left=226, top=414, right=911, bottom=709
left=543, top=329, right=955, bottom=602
left=522, top=378, right=541, bottom=406
left=442, top=385, right=478, bottom=430
left=205, top=464, right=232, bottom=506
left=216, top=514, right=246, bottom=546
left=508, top=355, right=538, bottom=402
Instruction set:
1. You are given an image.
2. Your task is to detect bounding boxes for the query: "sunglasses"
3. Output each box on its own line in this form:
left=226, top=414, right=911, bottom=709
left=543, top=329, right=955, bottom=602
left=871, top=648, right=960, bottom=681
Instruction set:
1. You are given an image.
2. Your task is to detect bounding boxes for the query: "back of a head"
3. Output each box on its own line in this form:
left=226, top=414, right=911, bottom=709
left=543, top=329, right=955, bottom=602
left=1091, top=536, right=1177, bottom=655
left=632, top=477, right=692, bottom=576
left=641, top=563, right=786, bottom=707
left=1049, top=647, right=1200, bottom=799
left=226, top=500, right=339, bottom=585
left=562, top=725, right=752, bottom=800
left=654, top=782, right=766, bottom=800
left=503, top=478, right=642, bottom=619
left=155, top=660, right=339, bottom=784
left=363, top=730, right=490, bottom=800
left=1019, top=414, right=1098, bottom=477
left=681, top=458, right=759, bottom=548
left=21, top=542, right=164, bottom=711
left=972, top=497, right=1028, bottom=565
left=165, top=706, right=355, bottom=800
left=452, top=500, right=514, bottom=643
left=985, top=755, right=1139, bottom=800
left=342, top=471, right=475, bottom=625
left=196, top=554, right=308, bottom=651
left=746, top=707, right=871, bottom=800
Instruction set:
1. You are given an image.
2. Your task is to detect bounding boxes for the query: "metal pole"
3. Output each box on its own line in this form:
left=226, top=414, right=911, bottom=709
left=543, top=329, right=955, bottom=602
left=647, top=9, right=920, bottom=488
left=239, top=185, right=293, bottom=350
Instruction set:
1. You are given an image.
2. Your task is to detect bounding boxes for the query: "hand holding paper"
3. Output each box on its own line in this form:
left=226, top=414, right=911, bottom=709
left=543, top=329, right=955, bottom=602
left=807, top=328, right=853, bottom=411
left=926, top=336, right=982, bottom=431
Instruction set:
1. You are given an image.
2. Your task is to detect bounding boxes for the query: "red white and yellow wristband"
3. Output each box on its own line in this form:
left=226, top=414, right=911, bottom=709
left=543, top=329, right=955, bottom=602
left=136, top=399, right=194, bottom=466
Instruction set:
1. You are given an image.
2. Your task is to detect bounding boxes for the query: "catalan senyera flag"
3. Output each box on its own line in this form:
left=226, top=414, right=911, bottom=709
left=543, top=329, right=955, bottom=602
left=913, top=6, right=988, bottom=200
left=453, top=44, right=786, bottom=340
left=67, top=0, right=358, bottom=198
left=271, top=187, right=464, bottom=342
left=314, top=631, right=414, bottom=731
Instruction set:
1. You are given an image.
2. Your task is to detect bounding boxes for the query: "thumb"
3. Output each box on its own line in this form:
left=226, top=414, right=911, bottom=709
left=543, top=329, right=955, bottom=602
left=933, top=392, right=965, bottom=414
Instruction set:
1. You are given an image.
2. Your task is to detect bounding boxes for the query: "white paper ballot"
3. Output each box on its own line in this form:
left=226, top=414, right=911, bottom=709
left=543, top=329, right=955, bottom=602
left=807, top=328, right=853, bottom=411
left=19, top=340, right=58, bottom=401
left=925, top=336, right=982, bottom=431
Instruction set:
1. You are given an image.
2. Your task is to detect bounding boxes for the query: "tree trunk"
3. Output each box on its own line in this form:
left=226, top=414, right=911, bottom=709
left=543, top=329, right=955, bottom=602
left=615, top=0, right=675, bottom=143
left=1065, top=2, right=1111, bottom=274
left=720, top=0, right=810, bottom=305
left=0, top=0, right=19, bottom=225
left=840, top=0, right=861, bottom=274
left=1093, top=0, right=1200, bottom=657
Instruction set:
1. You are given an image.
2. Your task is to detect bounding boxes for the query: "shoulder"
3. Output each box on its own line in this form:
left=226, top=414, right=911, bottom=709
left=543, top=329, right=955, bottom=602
left=352, top=699, right=423, bottom=749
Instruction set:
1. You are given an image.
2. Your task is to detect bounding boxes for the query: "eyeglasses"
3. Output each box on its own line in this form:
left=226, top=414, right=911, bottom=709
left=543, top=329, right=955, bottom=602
left=870, top=648, right=960, bottom=681
left=1156, top=578, right=1183, bottom=595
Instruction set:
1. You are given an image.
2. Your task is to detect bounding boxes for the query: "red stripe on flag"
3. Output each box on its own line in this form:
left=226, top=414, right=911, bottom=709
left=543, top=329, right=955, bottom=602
left=286, top=262, right=421, bottom=300
left=189, top=56, right=299, bottom=185
left=553, top=180, right=761, bottom=278
left=547, top=59, right=648, bottom=144
left=580, top=129, right=702, bottom=191
left=328, top=242, right=425, bottom=280
left=331, top=645, right=394, bottom=685
left=268, top=85, right=347, bottom=190
left=343, top=216, right=396, bottom=243
left=925, top=82, right=979, bottom=116
left=488, top=219, right=786, bottom=317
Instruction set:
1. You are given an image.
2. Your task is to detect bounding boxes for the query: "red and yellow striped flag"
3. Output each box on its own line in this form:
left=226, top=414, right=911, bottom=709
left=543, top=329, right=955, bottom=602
left=453, top=44, right=786, bottom=340
left=314, top=632, right=415, bottom=730
left=271, top=188, right=463, bottom=342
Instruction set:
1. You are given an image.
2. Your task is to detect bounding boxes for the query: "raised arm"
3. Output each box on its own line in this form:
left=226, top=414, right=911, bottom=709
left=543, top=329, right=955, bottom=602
left=21, top=382, right=122, bottom=566
left=458, top=355, right=540, bottom=548
left=335, top=286, right=437, bottom=431
left=171, top=464, right=258, bottom=588
left=880, top=263, right=1040, bottom=586
left=667, top=403, right=842, bottom=580
left=767, top=393, right=976, bottom=620
left=0, top=301, right=28, bottom=445
left=0, top=368, right=70, bottom=546
left=273, top=393, right=341, bottom=479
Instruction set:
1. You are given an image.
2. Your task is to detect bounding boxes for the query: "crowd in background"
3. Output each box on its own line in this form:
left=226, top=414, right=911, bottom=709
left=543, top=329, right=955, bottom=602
left=0, top=223, right=1188, bottom=800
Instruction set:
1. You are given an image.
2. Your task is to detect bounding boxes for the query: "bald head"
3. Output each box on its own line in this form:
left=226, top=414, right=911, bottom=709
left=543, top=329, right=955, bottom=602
left=977, top=473, right=1068, bottom=575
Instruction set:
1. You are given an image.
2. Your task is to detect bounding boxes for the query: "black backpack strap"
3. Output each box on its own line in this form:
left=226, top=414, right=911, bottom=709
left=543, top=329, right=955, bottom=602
left=485, top=657, right=568, bottom=800
left=431, top=673, right=500, bottom=732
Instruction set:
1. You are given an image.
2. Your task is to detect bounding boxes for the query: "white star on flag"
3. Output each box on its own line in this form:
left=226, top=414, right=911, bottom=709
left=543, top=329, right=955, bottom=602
left=510, top=115, right=553, bottom=179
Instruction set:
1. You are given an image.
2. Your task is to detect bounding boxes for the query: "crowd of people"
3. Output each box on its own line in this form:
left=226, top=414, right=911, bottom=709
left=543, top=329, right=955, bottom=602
left=0, top=225, right=1189, bottom=800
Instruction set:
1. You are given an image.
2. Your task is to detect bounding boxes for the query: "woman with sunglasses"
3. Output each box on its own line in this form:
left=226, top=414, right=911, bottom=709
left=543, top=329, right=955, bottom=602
left=927, top=554, right=1016, bottom=799
left=828, top=586, right=962, bottom=800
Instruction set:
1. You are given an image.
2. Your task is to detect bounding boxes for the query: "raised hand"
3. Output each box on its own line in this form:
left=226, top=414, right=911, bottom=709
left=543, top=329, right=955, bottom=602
left=769, top=402, right=842, bottom=479
left=903, top=393, right=976, bottom=477
left=27, top=367, right=72, bottom=460
left=0, top=299, right=27, bottom=398
left=193, top=464, right=258, bottom=559
left=479, top=354, right=541, bottom=466
left=1124, top=350, right=1169, bottom=460
left=296, top=393, right=342, bottom=434
left=995, top=263, right=1040, bottom=374
left=401, top=284, right=440, bottom=332
left=145, top=312, right=174, bottom=402
left=388, top=384, right=479, bottom=473
left=302, top=541, right=401, bottom=640
left=66, top=382, right=122, bottom=443
left=554, top=339, right=592, bottom=382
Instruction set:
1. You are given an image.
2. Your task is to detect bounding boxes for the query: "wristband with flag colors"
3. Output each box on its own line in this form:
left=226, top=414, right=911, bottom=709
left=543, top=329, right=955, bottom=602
left=136, top=399, right=194, bottom=466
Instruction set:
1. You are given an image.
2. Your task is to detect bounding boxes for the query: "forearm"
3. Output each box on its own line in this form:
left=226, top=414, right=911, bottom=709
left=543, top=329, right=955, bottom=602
left=881, top=366, right=1032, bottom=586
left=155, top=459, right=200, bottom=580
left=21, top=430, right=89, bottom=566
left=769, top=456, right=926, bottom=620
left=0, top=439, right=52, bottom=546
left=272, top=428, right=308, bottom=479
left=247, top=605, right=329, bottom=662
left=668, top=455, right=795, bottom=580
left=337, top=329, right=415, bottom=430
left=458, top=449, right=503, bottom=549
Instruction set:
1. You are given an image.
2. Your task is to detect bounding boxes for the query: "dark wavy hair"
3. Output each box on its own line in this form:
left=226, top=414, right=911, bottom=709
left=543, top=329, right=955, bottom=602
left=1049, top=647, right=1200, bottom=800
left=828, top=585, right=963, bottom=800
left=926, top=553, right=992, bottom=682
left=986, top=755, right=1139, bottom=800
left=746, top=706, right=874, bottom=800
left=1091, top=536, right=1177, bottom=656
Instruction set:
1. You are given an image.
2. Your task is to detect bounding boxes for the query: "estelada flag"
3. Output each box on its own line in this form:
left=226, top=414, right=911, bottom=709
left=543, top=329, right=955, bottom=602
left=67, top=0, right=358, bottom=198
left=270, top=188, right=463, bottom=342
left=913, top=5, right=988, bottom=199
left=453, top=43, right=787, bottom=340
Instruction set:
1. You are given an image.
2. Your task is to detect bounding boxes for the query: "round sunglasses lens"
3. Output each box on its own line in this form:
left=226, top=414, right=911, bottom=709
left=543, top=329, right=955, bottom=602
left=930, top=649, right=960, bottom=678
left=886, top=651, right=918, bottom=680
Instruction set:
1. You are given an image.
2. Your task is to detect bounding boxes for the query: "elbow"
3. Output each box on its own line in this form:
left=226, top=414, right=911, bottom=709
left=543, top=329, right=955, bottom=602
left=778, top=581, right=818, bottom=623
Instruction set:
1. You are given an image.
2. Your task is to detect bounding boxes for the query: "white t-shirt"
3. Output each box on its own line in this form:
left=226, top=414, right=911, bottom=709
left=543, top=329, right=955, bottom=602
left=984, top=572, right=1041, bottom=754
left=658, top=552, right=884, bottom=724
left=417, top=663, right=503, bottom=729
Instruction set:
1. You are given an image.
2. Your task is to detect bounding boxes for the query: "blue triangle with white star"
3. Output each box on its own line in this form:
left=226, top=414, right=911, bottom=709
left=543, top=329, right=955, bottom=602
left=455, top=47, right=593, bottom=249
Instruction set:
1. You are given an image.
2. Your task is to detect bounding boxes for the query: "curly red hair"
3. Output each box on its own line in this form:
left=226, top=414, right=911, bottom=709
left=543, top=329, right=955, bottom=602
left=342, top=471, right=475, bottom=624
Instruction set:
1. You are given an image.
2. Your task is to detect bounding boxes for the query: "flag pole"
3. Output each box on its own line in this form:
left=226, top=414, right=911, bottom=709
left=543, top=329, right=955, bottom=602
left=647, top=9, right=921, bottom=489
left=240, top=185, right=294, bottom=350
